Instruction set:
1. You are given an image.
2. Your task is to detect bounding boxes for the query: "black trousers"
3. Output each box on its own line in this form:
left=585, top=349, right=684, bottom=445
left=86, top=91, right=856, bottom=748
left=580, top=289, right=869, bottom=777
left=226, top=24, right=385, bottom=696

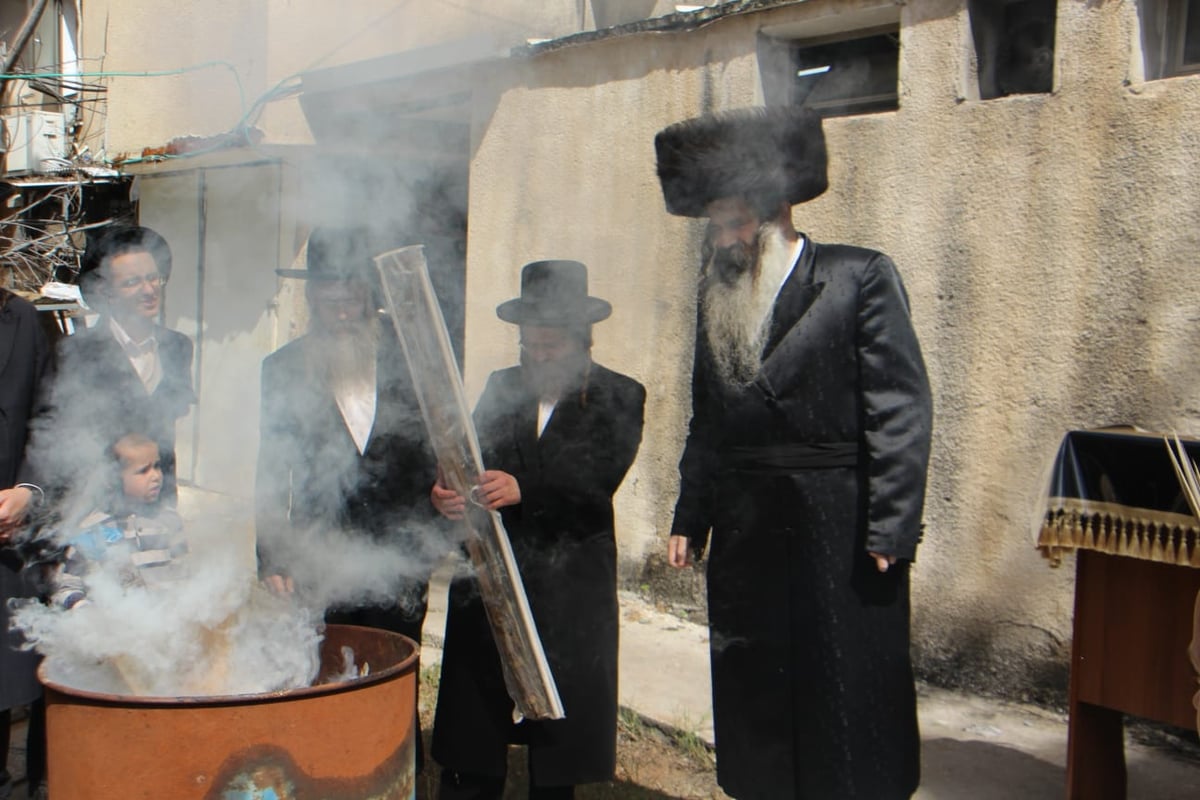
left=0, top=700, right=45, bottom=787
left=438, top=766, right=574, bottom=800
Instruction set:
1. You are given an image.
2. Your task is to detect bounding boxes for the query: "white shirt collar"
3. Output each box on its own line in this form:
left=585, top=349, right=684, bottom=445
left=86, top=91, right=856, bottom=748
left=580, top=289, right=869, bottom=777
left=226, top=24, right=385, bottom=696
left=775, top=236, right=806, bottom=300
left=109, top=317, right=162, bottom=392
left=537, top=398, right=557, bottom=438
left=109, top=317, right=157, bottom=355
left=335, top=367, right=378, bottom=456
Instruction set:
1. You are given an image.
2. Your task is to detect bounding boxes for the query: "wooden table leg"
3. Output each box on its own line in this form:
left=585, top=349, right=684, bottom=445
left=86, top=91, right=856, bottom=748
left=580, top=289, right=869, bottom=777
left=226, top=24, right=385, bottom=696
left=1066, top=699, right=1126, bottom=799
left=1066, top=550, right=1128, bottom=799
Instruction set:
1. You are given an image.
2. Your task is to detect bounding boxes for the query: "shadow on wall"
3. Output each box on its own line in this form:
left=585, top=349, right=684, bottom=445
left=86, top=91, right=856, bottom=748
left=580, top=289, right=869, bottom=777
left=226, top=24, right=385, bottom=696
left=913, top=621, right=1070, bottom=707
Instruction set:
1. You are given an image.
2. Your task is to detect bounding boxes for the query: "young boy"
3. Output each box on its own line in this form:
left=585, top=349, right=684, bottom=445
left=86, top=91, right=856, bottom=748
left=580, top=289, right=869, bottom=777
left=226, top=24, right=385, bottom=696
left=50, top=432, right=187, bottom=609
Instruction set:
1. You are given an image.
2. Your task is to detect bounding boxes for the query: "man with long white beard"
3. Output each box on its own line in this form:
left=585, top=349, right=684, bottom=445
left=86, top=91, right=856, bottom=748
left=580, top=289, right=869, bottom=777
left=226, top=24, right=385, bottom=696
left=255, top=226, right=437, bottom=657
left=656, top=106, right=933, bottom=799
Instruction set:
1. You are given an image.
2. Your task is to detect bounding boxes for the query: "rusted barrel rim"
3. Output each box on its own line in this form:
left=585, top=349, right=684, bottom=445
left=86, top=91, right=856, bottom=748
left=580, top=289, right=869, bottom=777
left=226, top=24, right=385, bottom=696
left=38, top=624, right=419, bottom=707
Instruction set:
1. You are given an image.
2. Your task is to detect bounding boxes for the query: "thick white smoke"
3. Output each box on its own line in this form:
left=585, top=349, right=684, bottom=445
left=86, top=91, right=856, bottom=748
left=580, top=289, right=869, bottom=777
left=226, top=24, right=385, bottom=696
left=13, top=514, right=323, bottom=697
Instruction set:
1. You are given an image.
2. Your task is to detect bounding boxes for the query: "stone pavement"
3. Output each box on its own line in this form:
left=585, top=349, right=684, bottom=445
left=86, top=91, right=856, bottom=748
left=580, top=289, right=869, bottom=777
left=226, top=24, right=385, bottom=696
left=422, top=563, right=1200, bottom=800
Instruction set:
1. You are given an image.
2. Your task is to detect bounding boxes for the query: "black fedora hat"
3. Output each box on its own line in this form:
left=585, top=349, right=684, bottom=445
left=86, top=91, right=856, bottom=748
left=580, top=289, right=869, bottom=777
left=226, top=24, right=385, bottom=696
left=496, top=261, right=612, bottom=326
left=277, top=227, right=378, bottom=281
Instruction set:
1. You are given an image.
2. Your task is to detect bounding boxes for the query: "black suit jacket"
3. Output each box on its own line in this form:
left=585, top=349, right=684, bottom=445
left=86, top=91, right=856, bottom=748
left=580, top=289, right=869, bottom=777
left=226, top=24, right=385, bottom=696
left=0, top=293, right=51, bottom=490
left=49, top=318, right=194, bottom=502
left=0, top=291, right=52, bottom=709
left=672, top=238, right=932, bottom=559
left=254, top=331, right=437, bottom=579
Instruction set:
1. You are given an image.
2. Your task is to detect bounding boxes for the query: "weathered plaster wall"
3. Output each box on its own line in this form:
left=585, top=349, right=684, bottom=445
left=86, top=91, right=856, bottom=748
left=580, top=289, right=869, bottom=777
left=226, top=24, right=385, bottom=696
left=461, top=12, right=768, bottom=595
left=79, top=1, right=680, bottom=153
left=78, top=0, right=270, bottom=155
left=134, top=162, right=299, bottom=498
left=462, top=0, right=1200, bottom=694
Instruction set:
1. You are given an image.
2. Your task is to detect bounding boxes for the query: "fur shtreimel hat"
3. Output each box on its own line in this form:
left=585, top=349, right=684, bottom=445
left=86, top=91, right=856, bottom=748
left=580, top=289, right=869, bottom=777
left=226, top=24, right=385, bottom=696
left=654, top=106, right=828, bottom=218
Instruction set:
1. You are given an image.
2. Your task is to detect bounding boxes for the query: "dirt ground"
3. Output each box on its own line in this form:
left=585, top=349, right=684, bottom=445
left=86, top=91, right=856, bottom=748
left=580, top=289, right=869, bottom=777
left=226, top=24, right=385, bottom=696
left=415, top=668, right=729, bottom=800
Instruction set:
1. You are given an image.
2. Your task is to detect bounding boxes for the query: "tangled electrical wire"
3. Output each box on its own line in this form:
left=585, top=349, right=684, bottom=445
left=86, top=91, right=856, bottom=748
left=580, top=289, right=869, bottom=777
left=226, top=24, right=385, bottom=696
left=0, top=181, right=114, bottom=294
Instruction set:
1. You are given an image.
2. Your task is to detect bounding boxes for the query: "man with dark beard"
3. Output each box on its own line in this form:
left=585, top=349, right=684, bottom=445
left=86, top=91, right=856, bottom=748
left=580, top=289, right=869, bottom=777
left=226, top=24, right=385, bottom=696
left=255, top=227, right=436, bottom=644
left=429, top=260, right=645, bottom=800
left=656, top=106, right=932, bottom=799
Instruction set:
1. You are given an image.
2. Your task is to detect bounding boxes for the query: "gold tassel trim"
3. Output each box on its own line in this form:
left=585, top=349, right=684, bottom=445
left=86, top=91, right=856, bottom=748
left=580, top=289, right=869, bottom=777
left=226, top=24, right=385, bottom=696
left=1037, top=498, right=1200, bottom=569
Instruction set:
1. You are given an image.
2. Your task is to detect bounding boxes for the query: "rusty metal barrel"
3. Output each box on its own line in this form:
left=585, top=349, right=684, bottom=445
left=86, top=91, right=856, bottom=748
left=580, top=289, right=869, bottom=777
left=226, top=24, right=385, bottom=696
left=39, top=624, right=418, bottom=800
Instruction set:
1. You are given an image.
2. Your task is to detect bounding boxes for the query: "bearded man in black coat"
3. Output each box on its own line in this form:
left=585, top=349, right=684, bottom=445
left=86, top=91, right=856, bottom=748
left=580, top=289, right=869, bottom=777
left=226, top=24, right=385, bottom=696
left=255, top=228, right=437, bottom=638
left=430, top=261, right=645, bottom=800
left=656, top=107, right=933, bottom=799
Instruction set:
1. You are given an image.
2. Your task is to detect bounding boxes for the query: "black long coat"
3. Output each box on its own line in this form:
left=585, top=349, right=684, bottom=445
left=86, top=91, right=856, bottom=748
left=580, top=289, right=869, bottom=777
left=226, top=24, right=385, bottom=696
left=432, top=363, right=645, bottom=787
left=672, top=239, right=932, bottom=800
left=254, top=330, right=438, bottom=638
left=0, top=293, right=50, bottom=710
left=48, top=318, right=193, bottom=503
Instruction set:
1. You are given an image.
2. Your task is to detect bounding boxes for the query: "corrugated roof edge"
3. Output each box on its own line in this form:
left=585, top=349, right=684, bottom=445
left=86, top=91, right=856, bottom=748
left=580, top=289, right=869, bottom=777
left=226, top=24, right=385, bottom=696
left=515, top=0, right=814, bottom=57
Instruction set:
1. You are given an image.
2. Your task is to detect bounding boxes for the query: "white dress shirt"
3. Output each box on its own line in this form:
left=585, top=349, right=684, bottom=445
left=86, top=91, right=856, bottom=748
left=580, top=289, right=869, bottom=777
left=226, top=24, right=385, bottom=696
left=537, top=398, right=556, bottom=439
left=109, top=318, right=162, bottom=393
left=335, top=364, right=378, bottom=456
left=776, top=237, right=807, bottom=300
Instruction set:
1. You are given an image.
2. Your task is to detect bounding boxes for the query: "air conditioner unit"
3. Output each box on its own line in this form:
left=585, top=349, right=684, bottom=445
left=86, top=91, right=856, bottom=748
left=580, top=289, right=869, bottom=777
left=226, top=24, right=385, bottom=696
left=2, top=112, right=67, bottom=174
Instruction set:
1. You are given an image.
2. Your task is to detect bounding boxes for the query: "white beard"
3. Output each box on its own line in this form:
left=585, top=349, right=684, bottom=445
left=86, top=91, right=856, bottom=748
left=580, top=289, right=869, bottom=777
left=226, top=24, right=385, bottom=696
left=702, top=225, right=796, bottom=386
left=305, top=314, right=382, bottom=394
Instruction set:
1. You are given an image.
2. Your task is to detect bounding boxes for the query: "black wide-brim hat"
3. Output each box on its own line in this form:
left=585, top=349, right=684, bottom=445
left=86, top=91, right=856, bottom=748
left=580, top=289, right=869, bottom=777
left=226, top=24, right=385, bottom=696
left=654, top=106, right=828, bottom=218
left=277, top=227, right=379, bottom=281
left=496, top=260, right=612, bottom=326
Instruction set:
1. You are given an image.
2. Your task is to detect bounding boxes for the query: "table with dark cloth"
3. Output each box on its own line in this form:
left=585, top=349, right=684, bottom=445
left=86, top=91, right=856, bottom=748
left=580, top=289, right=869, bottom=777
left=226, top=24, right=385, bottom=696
left=1035, top=428, right=1200, bottom=799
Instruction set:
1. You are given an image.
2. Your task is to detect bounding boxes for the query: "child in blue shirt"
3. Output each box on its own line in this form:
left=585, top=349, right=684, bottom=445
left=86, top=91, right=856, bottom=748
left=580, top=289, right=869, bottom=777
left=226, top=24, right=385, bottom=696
left=50, top=432, right=187, bottom=609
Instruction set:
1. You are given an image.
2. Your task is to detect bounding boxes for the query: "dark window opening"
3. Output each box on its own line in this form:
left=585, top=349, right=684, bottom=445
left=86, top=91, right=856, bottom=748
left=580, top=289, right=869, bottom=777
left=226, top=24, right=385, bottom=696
left=763, top=27, right=900, bottom=118
left=1187, top=1, right=1200, bottom=65
left=969, top=0, right=1057, bottom=100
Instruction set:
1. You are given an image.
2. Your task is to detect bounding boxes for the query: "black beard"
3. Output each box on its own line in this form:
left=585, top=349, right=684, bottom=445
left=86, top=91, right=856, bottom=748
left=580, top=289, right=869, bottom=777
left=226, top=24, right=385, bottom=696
left=521, top=351, right=590, bottom=400
left=712, top=237, right=758, bottom=284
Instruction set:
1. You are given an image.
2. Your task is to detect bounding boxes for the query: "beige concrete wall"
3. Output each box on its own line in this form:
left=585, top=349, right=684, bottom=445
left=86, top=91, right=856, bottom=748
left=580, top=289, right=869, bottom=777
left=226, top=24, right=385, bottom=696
left=461, top=0, right=1200, bottom=690
left=461, top=10, right=768, bottom=588
left=77, top=1, right=681, bottom=154
left=78, top=0, right=270, bottom=155
left=133, top=161, right=301, bottom=499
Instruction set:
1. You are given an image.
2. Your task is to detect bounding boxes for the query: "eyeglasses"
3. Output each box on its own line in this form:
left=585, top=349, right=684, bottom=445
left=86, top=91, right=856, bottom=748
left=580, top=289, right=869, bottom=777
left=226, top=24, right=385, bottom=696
left=114, top=273, right=166, bottom=291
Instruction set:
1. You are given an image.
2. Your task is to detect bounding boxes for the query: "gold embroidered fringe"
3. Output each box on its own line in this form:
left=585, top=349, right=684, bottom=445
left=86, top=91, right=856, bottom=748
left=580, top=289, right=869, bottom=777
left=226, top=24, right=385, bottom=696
left=1037, top=498, right=1200, bottom=568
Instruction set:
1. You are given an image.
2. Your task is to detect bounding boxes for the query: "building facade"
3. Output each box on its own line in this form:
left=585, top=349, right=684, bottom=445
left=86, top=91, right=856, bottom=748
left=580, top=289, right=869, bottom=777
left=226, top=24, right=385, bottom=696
left=13, top=0, right=1198, bottom=695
